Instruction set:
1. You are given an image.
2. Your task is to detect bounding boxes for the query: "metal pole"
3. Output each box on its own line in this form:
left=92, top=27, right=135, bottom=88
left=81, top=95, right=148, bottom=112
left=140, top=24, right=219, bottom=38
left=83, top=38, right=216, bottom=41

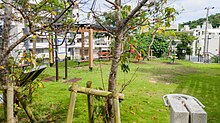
left=65, top=37, right=68, bottom=79
left=203, top=7, right=214, bottom=63
left=81, top=32, right=85, bottom=60
left=207, top=34, right=210, bottom=62
left=219, top=37, right=220, bottom=63
left=55, top=32, right=59, bottom=81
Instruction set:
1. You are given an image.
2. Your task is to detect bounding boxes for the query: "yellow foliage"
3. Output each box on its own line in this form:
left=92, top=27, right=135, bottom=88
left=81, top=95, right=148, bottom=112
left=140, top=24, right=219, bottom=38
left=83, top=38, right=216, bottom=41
left=15, top=104, right=22, bottom=110
left=0, top=66, right=4, bottom=69
left=38, top=82, right=44, bottom=88
left=27, top=58, right=31, bottom=63
left=32, top=35, right=37, bottom=39
left=141, top=25, right=148, bottom=33
left=51, top=11, right=57, bottom=16
left=28, top=5, right=31, bottom=11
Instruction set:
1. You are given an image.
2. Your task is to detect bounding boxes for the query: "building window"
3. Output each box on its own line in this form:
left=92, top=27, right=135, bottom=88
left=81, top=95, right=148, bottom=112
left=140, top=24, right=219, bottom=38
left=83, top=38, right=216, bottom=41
left=36, top=49, right=44, bottom=53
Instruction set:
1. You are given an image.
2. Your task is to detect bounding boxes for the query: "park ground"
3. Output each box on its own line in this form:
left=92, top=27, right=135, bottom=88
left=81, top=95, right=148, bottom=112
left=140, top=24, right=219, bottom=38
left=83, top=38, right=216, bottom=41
left=0, top=59, right=220, bottom=122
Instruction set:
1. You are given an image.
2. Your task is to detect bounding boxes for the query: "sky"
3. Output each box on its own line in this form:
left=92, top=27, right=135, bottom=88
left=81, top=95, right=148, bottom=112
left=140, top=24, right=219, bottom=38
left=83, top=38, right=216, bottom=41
left=167, top=0, right=220, bottom=24
left=79, top=0, right=220, bottom=24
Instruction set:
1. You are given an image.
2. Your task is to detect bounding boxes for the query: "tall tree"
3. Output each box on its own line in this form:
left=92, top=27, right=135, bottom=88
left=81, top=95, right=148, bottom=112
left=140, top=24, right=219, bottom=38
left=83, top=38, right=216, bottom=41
left=90, top=0, right=177, bottom=122
left=176, top=32, right=197, bottom=59
left=0, top=0, right=80, bottom=121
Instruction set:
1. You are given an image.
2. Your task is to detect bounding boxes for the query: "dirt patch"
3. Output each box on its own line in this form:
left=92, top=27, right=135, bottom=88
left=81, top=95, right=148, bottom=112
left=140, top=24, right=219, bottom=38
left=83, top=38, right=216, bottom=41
left=42, top=76, right=61, bottom=82
left=149, top=75, right=174, bottom=84
left=64, top=78, right=82, bottom=83
left=161, top=62, right=182, bottom=65
left=149, top=78, right=157, bottom=83
left=131, top=61, right=147, bottom=64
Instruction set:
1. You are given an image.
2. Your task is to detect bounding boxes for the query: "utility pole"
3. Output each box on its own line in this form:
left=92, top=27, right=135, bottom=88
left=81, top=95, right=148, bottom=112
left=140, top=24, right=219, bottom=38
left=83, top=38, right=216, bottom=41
left=219, top=37, right=220, bottom=63
left=203, top=7, right=214, bottom=63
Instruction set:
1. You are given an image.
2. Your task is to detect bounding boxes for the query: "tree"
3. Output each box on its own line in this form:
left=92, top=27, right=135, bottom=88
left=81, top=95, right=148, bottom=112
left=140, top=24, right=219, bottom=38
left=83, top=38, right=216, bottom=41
left=180, top=13, right=220, bottom=29
left=176, top=32, right=197, bottom=59
left=0, top=0, right=80, bottom=122
left=90, top=0, right=177, bottom=122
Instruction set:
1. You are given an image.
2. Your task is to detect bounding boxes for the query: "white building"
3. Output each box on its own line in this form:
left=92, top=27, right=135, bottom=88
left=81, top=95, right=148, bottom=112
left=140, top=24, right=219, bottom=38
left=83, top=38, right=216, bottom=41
left=183, top=23, right=220, bottom=62
left=1, top=0, right=112, bottom=63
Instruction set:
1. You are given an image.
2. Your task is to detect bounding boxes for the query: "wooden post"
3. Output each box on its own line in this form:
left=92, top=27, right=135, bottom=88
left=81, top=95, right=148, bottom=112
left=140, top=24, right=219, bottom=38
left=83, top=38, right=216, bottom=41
left=66, top=83, right=78, bottom=123
left=7, top=82, right=14, bottom=123
left=81, top=32, right=85, bottom=60
left=49, top=33, right=54, bottom=66
left=113, top=92, right=121, bottom=123
left=89, top=29, right=93, bottom=70
left=86, top=81, right=94, bottom=123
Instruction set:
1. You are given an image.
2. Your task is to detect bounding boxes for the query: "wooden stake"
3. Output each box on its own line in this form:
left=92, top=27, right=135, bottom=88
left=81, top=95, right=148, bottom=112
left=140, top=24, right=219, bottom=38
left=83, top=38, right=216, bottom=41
left=7, top=82, right=14, bottom=123
left=86, top=81, right=94, bottom=123
left=113, top=93, right=121, bottom=123
left=69, top=87, right=124, bottom=99
left=49, top=33, right=54, bottom=66
left=89, top=29, right=93, bottom=70
left=66, top=83, right=78, bottom=123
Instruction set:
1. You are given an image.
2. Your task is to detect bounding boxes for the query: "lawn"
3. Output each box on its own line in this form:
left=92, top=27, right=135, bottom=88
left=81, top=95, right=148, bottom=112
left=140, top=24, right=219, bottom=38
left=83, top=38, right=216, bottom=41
left=0, top=59, right=220, bottom=123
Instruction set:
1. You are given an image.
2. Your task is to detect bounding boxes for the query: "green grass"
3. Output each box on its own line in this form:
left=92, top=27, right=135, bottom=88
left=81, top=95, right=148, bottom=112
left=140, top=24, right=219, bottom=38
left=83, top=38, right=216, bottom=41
left=1, top=59, right=220, bottom=122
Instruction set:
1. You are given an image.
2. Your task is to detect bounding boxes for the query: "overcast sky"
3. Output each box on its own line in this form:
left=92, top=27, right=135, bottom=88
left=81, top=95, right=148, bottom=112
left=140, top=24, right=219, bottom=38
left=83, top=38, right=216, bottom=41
left=168, top=0, right=220, bottom=24
left=79, top=0, right=220, bottom=24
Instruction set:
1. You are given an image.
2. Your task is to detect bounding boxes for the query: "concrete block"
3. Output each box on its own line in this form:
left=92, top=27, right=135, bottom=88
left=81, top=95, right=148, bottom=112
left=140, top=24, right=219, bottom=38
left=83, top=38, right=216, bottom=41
left=163, top=94, right=207, bottom=123
left=185, top=98, right=207, bottom=123
left=167, top=95, right=189, bottom=123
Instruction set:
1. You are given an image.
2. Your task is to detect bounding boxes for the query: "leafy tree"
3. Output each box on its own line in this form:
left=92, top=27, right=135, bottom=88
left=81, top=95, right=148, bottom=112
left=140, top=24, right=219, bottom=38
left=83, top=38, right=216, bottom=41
left=176, top=32, right=197, bottom=59
left=180, top=13, right=220, bottom=29
left=0, top=0, right=79, bottom=122
left=91, top=0, right=177, bottom=122
left=130, top=33, right=169, bottom=58
left=151, top=35, right=169, bottom=57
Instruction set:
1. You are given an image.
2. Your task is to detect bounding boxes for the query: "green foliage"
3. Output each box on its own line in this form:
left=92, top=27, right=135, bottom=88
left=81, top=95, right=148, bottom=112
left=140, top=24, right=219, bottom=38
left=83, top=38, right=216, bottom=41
left=93, top=95, right=108, bottom=122
left=9, top=0, right=76, bottom=31
left=121, top=52, right=130, bottom=73
left=129, top=33, right=169, bottom=58
left=151, top=35, right=169, bottom=57
left=180, top=13, right=220, bottom=29
left=175, top=32, right=197, bottom=59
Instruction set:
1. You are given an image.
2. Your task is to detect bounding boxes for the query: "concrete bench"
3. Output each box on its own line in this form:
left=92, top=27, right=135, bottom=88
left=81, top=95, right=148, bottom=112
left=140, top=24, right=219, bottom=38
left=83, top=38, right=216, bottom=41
left=163, top=94, right=207, bottom=123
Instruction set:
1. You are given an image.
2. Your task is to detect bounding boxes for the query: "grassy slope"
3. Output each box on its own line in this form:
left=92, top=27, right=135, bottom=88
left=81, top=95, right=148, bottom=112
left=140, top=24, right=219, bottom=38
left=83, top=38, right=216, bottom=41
left=0, top=59, right=220, bottom=122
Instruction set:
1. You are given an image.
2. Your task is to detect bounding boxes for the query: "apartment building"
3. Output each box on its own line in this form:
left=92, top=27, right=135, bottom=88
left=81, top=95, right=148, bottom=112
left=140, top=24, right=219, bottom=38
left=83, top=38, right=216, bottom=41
left=182, top=23, right=220, bottom=62
left=0, top=1, right=111, bottom=62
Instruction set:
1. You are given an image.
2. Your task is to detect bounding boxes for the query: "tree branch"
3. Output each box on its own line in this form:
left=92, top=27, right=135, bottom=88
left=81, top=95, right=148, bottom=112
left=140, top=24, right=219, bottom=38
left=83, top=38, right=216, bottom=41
left=2, top=1, right=76, bottom=60
left=119, top=0, right=148, bottom=30
left=106, top=0, right=120, bottom=9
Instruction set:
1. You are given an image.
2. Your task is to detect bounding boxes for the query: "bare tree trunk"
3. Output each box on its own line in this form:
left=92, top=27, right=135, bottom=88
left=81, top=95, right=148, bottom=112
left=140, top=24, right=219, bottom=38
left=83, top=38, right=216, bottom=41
left=108, top=35, right=123, bottom=123
left=147, top=33, right=156, bottom=61
left=0, top=0, right=14, bottom=122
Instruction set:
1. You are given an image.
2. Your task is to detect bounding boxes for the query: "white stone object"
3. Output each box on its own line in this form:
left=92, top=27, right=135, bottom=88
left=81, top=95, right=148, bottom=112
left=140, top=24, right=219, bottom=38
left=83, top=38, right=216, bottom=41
left=167, top=95, right=189, bottom=123
left=185, top=98, right=207, bottom=123
left=163, top=94, right=207, bottom=123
